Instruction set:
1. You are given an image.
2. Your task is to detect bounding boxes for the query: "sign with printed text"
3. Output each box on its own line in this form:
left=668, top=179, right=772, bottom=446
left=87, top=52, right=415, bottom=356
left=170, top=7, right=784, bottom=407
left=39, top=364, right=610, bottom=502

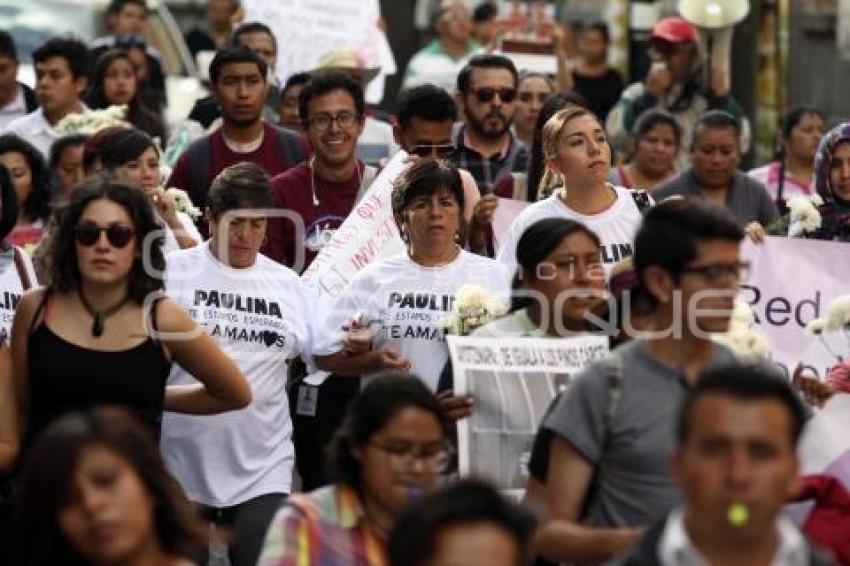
left=448, top=334, right=609, bottom=498
left=299, top=151, right=408, bottom=384
left=739, top=237, right=850, bottom=376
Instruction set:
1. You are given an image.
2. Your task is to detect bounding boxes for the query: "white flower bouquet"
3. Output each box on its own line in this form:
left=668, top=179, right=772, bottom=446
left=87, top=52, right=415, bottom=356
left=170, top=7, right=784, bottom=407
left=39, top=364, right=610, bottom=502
left=165, top=188, right=202, bottom=220
left=787, top=195, right=824, bottom=238
left=712, top=300, right=770, bottom=361
left=55, top=105, right=129, bottom=136
left=443, top=284, right=507, bottom=336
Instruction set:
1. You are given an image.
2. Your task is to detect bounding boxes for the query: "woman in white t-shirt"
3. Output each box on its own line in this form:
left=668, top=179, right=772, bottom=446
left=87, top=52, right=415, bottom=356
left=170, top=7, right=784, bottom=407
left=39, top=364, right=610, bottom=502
left=497, top=105, right=651, bottom=277
left=160, top=163, right=308, bottom=566
left=100, top=128, right=201, bottom=255
left=313, top=159, right=511, bottom=392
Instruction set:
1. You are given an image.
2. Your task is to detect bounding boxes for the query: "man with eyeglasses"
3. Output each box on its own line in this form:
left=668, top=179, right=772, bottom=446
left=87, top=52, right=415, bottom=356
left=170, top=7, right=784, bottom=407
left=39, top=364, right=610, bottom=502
left=654, top=111, right=778, bottom=242
left=393, top=83, right=495, bottom=254
left=263, top=71, right=374, bottom=273
left=536, top=198, right=745, bottom=564
left=167, top=47, right=305, bottom=235
left=451, top=54, right=529, bottom=198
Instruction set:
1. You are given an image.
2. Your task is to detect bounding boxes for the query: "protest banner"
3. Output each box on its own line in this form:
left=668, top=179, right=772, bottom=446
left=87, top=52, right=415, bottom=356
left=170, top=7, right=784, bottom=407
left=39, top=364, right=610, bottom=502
left=299, top=151, right=408, bottom=384
left=739, top=237, right=850, bottom=376
left=241, top=0, right=394, bottom=102
left=448, top=335, right=609, bottom=498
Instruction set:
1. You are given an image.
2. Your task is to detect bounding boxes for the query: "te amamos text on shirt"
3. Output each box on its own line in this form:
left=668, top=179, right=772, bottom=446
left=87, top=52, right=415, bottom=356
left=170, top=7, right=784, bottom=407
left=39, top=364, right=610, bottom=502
left=454, top=343, right=609, bottom=370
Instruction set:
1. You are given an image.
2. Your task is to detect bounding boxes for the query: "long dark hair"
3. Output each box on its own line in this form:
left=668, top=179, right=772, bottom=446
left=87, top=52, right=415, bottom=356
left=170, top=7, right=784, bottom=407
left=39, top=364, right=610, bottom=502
left=98, top=127, right=157, bottom=172
left=43, top=175, right=164, bottom=303
left=326, top=372, right=448, bottom=496
left=511, top=218, right=600, bottom=312
left=526, top=92, right=589, bottom=201
left=12, top=407, right=206, bottom=566
left=0, top=165, right=19, bottom=242
left=86, top=49, right=166, bottom=142
left=0, top=134, right=51, bottom=223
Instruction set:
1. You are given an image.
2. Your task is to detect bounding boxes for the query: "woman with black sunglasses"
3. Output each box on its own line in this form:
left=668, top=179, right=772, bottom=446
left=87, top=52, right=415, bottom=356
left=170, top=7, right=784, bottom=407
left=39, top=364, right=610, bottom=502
left=9, top=175, right=251, bottom=460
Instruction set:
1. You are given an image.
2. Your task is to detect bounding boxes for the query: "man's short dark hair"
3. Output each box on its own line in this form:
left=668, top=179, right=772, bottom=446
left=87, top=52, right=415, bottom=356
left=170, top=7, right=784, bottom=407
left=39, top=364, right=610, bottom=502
left=32, top=37, right=91, bottom=81
left=283, top=71, right=311, bottom=94
left=396, top=84, right=458, bottom=129
left=388, top=478, right=536, bottom=566
left=298, top=70, right=365, bottom=127
left=208, top=46, right=267, bottom=85
left=457, top=54, right=519, bottom=95
left=473, top=1, right=499, bottom=23
left=107, top=0, right=147, bottom=16
left=677, top=364, right=808, bottom=446
left=691, top=110, right=741, bottom=151
left=634, top=198, right=744, bottom=285
left=207, top=162, right=273, bottom=219
left=0, top=31, right=18, bottom=61
left=230, top=21, right=277, bottom=55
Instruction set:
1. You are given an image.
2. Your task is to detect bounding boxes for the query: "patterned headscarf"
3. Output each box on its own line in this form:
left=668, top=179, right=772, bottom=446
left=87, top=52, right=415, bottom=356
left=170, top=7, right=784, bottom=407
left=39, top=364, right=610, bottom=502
left=814, top=122, right=850, bottom=203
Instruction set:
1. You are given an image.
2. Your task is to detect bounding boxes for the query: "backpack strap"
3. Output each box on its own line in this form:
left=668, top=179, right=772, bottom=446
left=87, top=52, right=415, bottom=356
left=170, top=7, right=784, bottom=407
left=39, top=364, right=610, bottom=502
left=186, top=137, right=212, bottom=208
left=274, top=127, right=307, bottom=168
left=630, top=189, right=653, bottom=214
left=12, top=246, right=32, bottom=292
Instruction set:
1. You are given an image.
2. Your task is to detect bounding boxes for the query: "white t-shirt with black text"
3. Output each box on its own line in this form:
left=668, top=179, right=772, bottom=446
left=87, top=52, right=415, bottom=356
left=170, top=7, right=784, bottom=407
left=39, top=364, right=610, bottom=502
left=0, top=246, right=36, bottom=345
left=496, top=185, right=647, bottom=278
left=312, top=250, right=512, bottom=391
left=160, top=244, right=308, bottom=507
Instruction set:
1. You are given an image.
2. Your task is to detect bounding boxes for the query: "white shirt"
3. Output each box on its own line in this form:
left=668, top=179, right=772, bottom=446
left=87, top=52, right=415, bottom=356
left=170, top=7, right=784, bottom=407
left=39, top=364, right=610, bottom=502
left=357, top=116, right=400, bottom=164
left=658, top=509, right=811, bottom=566
left=156, top=210, right=202, bottom=257
left=312, top=250, right=511, bottom=391
left=0, top=85, right=28, bottom=131
left=3, top=105, right=87, bottom=158
left=0, top=245, right=36, bottom=345
left=495, top=185, right=647, bottom=278
left=160, top=244, right=308, bottom=507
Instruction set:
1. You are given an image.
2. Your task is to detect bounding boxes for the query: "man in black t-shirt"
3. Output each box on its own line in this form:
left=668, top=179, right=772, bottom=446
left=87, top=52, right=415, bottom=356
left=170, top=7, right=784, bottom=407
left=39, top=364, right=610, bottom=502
left=567, top=22, right=623, bottom=123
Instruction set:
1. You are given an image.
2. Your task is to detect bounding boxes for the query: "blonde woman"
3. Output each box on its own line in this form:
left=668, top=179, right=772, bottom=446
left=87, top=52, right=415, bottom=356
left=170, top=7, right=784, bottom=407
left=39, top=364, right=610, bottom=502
left=496, top=105, right=651, bottom=277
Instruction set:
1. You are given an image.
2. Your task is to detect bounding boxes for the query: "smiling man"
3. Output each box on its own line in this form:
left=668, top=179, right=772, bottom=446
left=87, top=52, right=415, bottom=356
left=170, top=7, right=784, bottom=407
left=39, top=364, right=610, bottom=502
left=263, top=71, right=374, bottom=273
left=4, top=37, right=90, bottom=158
left=167, top=47, right=305, bottom=233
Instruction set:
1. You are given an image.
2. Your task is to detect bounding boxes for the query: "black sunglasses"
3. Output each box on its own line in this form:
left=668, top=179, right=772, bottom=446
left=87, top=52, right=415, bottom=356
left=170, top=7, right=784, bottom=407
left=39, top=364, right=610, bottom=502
left=74, top=222, right=135, bottom=248
left=471, top=87, right=517, bottom=104
left=409, top=143, right=456, bottom=159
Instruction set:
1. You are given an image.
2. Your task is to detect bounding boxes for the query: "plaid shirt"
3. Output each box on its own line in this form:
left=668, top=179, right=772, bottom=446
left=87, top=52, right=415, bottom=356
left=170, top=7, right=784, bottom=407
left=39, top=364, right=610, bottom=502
left=451, top=126, right=529, bottom=196
left=257, top=484, right=387, bottom=566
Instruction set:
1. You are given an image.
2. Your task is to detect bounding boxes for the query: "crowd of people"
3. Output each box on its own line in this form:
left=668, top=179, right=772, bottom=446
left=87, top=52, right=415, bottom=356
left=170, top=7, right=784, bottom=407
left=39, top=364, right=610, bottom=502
left=0, top=0, right=847, bottom=564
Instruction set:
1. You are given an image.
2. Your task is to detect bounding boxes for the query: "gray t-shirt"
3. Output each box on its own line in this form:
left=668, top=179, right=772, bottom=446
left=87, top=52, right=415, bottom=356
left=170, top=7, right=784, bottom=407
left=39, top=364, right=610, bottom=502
left=543, top=340, right=737, bottom=528
left=653, top=169, right=779, bottom=227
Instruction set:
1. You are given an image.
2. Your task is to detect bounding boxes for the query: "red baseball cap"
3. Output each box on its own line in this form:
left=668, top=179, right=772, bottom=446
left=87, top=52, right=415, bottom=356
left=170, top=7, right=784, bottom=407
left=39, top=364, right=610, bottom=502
left=651, top=17, right=697, bottom=44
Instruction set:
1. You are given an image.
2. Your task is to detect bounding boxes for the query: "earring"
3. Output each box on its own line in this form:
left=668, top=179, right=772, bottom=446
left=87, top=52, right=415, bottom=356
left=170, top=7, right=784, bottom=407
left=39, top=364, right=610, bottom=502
left=454, top=230, right=461, bottom=244
left=400, top=226, right=409, bottom=244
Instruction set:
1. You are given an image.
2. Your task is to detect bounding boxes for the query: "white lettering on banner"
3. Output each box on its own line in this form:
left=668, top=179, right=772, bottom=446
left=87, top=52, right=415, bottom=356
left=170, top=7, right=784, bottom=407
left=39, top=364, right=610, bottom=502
left=448, top=335, right=609, bottom=498
left=300, top=151, right=408, bottom=385
left=740, top=237, right=850, bottom=376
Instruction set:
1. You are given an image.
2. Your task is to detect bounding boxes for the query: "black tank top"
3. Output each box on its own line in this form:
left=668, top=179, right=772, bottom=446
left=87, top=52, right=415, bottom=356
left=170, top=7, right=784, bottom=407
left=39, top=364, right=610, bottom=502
left=25, top=298, right=172, bottom=448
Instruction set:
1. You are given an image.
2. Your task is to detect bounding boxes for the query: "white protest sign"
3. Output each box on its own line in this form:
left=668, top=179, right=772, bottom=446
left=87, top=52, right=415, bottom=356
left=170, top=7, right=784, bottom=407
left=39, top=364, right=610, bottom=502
left=241, top=0, right=394, bottom=102
left=300, top=151, right=408, bottom=384
left=739, top=237, right=850, bottom=376
left=448, top=334, right=609, bottom=498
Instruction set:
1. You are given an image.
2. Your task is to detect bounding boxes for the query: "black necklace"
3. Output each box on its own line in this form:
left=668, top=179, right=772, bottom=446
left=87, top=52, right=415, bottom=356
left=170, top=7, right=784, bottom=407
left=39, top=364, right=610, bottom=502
left=78, top=290, right=131, bottom=337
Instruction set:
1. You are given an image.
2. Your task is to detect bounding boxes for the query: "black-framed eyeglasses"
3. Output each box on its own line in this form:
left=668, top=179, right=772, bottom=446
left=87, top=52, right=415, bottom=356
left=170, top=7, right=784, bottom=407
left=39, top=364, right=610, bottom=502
left=74, top=222, right=135, bottom=248
left=307, top=111, right=360, bottom=131
left=680, top=261, right=751, bottom=283
left=369, top=440, right=453, bottom=472
left=409, top=143, right=456, bottom=159
left=471, top=87, right=517, bottom=104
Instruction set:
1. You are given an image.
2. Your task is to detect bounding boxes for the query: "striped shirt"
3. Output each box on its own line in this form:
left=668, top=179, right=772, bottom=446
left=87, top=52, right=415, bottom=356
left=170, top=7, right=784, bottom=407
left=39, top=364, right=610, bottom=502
left=257, top=484, right=387, bottom=566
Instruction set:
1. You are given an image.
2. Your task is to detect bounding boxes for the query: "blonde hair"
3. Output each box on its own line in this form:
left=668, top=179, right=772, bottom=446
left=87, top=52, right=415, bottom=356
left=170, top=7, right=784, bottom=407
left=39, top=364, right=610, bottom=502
left=538, top=105, right=594, bottom=200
